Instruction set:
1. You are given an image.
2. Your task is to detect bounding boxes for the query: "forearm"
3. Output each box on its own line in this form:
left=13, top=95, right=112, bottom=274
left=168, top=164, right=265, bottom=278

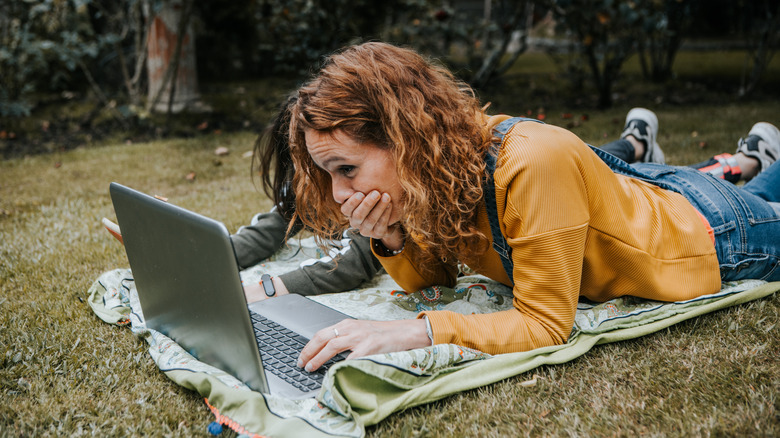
left=244, top=276, right=289, bottom=303
left=421, top=307, right=572, bottom=354
left=277, top=231, right=383, bottom=295
left=231, top=209, right=298, bottom=268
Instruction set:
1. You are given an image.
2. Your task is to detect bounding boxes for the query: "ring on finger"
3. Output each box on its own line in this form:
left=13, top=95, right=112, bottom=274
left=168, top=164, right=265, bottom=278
left=333, top=328, right=339, bottom=338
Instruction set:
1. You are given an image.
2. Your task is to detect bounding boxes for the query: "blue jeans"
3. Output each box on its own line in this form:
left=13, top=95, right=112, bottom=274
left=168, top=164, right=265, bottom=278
left=626, top=160, right=780, bottom=282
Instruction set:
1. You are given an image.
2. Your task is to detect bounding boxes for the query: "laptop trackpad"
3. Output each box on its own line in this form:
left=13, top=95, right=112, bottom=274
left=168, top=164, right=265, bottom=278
left=248, top=293, right=353, bottom=340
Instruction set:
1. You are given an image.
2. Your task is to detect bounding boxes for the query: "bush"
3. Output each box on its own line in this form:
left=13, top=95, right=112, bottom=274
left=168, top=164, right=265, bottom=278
left=252, top=0, right=407, bottom=75
left=0, top=0, right=102, bottom=117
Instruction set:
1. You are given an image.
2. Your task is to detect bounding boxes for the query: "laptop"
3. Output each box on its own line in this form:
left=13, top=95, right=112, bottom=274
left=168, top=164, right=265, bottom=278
left=109, top=182, right=352, bottom=399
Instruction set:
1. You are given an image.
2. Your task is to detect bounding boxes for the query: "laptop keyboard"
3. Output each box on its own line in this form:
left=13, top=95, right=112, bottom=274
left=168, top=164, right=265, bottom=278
left=249, top=312, right=342, bottom=393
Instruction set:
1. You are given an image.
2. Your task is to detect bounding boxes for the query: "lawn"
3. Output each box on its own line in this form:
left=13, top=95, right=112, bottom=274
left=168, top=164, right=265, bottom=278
left=1, top=49, right=779, bottom=436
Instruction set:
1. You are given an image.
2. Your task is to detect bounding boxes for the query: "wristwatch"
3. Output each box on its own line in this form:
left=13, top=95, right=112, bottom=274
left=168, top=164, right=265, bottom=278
left=260, top=273, right=276, bottom=297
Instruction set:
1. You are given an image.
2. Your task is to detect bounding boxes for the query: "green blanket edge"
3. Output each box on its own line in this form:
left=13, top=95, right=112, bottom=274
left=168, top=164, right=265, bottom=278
left=322, top=281, right=780, bottom=428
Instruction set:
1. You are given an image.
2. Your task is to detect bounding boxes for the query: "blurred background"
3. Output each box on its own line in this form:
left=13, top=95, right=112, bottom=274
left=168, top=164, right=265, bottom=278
left=1, top=0, right=778, bottom=158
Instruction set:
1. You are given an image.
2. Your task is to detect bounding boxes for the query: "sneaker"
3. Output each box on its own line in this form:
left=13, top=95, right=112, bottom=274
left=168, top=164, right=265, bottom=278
left=620, top=107, right=665, bottom=164
left=735, top=122, right=780, bottom=171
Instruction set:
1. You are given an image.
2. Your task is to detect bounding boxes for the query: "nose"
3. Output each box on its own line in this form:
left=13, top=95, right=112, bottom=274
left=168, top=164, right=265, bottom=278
left=331, top=175, right=354, bottom=204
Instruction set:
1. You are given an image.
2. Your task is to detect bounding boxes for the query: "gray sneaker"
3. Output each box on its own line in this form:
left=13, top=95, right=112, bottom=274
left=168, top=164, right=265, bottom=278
left=735, top=122, right=780, bottom=171
left=620, top=107, right=665, bottom=164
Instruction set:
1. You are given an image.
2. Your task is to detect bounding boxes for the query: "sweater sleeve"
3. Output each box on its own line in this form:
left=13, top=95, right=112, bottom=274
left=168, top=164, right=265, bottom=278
left=278, top=231, right=385, bottom=295
left=371, top=238, right=459, bottom=293
left=230, top=209, right=291, bottom=269
left=420, top=122, right=590, bottom=354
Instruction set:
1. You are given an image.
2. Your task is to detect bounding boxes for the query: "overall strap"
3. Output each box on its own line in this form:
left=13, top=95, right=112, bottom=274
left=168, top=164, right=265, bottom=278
left=483, top=116, right=676, bottom=285
left=483, top=117, right=543, bottom=284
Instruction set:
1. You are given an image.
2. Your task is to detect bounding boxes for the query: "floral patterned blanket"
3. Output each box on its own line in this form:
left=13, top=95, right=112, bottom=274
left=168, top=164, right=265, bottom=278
left=87, top=237, right=779, bottom=438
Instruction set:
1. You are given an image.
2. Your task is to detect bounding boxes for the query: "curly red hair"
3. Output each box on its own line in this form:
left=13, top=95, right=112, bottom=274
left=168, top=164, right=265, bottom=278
left=288, top=42, right=491, bottom=261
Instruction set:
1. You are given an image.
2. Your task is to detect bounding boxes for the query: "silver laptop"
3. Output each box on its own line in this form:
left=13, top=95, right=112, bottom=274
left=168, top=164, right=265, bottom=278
left=109, top=182, right=352, bottom=399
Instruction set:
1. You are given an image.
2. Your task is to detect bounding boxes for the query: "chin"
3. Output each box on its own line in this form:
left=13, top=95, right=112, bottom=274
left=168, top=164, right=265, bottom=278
left=390, top=213, right=405, bottom=229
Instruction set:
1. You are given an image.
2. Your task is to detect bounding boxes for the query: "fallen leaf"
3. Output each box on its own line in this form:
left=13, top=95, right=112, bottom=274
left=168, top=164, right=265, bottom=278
left=691, top=131, right=698, bottom=138
left=196, top=121, right=209, bottom=131
left=242, top=150, right=254, bottom=159
left=54, top=162, right=62, bottom=168
left=185, top=172, right=196, bottom=182
left=698, top=141, right=708, bottom=149
left=214, top=146, right=229, bottom=156
left=562, top=113, right=573, bottom=119
left=17, top=377, right=31, bottom=391
left=520, top=374, right=545, bottom=387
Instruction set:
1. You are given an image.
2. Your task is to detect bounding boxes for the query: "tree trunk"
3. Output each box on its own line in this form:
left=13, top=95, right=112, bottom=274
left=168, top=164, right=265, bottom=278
left=145, top=0, right=205, bottom=113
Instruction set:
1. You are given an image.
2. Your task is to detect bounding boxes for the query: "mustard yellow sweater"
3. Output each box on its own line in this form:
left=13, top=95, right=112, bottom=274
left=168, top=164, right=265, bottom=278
left=373, top=117, right=721, bottom=354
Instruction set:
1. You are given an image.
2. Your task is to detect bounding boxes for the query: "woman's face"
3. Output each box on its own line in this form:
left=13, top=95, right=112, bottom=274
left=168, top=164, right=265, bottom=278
left=305, top=128, right=404, bottom=226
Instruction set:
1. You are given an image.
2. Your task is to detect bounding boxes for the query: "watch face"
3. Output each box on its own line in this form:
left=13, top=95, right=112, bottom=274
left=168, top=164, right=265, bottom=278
left=261, top=274, right=275, bottom=297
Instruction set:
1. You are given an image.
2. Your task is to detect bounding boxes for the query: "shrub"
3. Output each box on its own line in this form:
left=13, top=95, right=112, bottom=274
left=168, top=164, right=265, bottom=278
left=0, top=0, right=101, bottom=117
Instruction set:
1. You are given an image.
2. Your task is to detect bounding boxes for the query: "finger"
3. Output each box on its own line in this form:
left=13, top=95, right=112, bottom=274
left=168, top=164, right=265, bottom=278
left=360, top=193, right=392, bottom=233
left=370, top=196, right=395, bottom=237
left=298, top=323, right=353, bottom=370
left=357, top=200, right=394, bottom=241
left=340, top=192, right=365, bottom=218
left=304, top=337, right=352, bottom=372
left=349, top=191, right=382, bottom=226
left=297, top=326, right=336, bottom=369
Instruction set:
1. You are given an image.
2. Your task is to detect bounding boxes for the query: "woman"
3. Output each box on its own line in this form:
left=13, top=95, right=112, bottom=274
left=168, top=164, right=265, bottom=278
left=288, top=42, right=780, bottom=372
left=232, top=95, right=383, bottom=302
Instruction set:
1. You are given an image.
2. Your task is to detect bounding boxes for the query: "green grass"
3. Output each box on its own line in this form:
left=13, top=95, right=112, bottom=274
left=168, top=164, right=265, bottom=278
left=2, top=52, right=780, bottom=436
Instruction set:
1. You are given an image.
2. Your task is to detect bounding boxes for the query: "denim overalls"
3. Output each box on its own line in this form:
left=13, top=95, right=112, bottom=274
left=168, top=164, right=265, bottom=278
left=484, top=117, right=780, bottom=285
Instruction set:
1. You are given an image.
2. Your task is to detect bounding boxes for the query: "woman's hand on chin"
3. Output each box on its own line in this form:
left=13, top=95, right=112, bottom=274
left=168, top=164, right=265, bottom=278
left=341, top=191, right=397, bottom=240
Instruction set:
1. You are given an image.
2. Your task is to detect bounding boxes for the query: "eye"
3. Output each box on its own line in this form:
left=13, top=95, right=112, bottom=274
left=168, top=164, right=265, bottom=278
left=337, top=165, right=356, bottom=176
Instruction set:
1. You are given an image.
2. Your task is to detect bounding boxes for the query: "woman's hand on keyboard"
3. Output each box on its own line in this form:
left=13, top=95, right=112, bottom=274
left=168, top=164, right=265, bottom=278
left=297, top=319, right=430, bottom=372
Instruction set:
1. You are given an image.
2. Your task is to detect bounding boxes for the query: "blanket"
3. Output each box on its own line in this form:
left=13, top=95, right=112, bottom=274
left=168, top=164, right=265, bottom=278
left=87, top=237, right=780, bottom=438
